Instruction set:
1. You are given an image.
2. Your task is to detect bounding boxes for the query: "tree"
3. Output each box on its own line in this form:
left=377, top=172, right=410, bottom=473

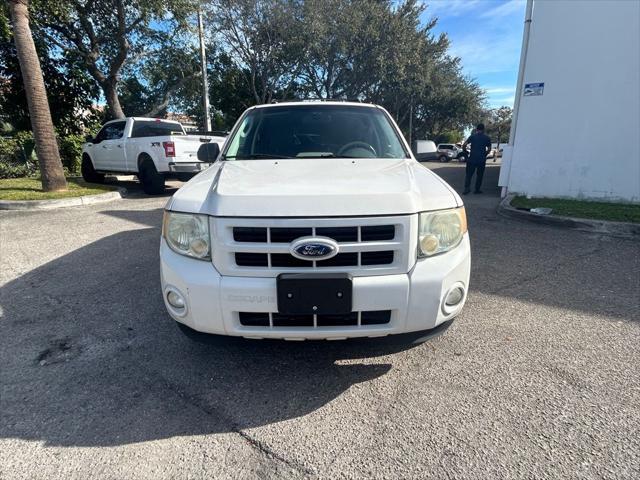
left=120, top=37, right=202, bottom=118
left=209, top=0, right=304, bottom=104
left=0, top=11, right=100, bottom=134
left=7, top=0, right=66, bottom=191
left=485, top=106, right=512, bottom=147
left=32, top=0, right=196, bottom=119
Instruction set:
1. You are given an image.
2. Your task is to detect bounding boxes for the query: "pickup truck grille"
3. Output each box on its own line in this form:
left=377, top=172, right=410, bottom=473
left=211, top=215, right=415, bottom=277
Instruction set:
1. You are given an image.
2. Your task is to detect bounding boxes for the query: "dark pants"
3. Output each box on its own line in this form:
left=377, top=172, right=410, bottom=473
left=464, top=162, right=486, bottom=192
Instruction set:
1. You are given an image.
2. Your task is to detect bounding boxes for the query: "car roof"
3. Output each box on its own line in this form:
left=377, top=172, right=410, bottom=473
left=102, top=117, right=182, bottom=124
left=249, top=100, right=380, bottom=110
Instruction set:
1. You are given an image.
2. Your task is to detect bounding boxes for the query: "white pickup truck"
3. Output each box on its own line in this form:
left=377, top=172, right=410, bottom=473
left=160, top=101, right=470, bottom=341
left=81, top=117, right=226, bottom=194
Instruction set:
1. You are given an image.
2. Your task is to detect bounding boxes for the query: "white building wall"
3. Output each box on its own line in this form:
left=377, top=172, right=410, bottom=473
left=504, top=0, right=640, bottom=202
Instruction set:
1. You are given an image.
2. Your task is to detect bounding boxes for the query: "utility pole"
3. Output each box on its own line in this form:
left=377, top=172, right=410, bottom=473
left=198, top=9, right=211, bottom=131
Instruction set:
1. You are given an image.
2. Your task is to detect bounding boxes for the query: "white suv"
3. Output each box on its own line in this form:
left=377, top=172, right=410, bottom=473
left=160, top=102, right=470, bottom=340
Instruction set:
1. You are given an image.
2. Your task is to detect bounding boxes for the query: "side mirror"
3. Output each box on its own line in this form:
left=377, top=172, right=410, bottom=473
left=197, top=142, right=220, bottom=162
left=85, top=135, right=94, bottom=143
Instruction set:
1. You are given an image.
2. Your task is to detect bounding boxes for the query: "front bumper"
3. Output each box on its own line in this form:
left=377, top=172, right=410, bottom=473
left=160, top=234, right=470, bottom=340
left=168, top=162, right=212, bottom=173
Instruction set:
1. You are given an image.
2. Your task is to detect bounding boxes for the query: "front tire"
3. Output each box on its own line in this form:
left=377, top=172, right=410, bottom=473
left=138, top=156, right=165, bottom=195
left=81, top=155, right=105, bottom=184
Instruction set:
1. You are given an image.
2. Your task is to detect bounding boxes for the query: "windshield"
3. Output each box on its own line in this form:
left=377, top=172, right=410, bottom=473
left=224, top=105, right=409, bottom=160
left=131, top=120, right=185, bottom=138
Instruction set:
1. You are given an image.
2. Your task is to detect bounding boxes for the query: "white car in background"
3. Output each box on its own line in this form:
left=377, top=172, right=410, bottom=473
left=436, top=143, right=464, bottom=162
left=160, top=101, right=470, bottom=341
left=82, top=117, right=226, bottom=194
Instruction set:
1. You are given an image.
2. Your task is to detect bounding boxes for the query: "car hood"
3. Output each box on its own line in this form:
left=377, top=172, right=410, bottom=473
left=166, top=158, right=461, bottom=217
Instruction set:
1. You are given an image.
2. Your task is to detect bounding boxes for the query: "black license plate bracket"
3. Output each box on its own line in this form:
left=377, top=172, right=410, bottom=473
left=277, top=273, right=352, bottom=315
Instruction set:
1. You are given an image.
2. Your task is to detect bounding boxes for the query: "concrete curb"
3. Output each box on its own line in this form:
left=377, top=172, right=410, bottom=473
left=0, top=187, right=125, bottom=211
left=498, top=194, right=640, bottom=239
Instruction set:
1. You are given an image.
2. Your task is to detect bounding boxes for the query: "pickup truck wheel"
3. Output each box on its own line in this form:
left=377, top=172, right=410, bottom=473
left=138, top=156, right=165, bottom=195
left=438, top=155, right=449, bottom=163
left=81, top=155, right=105, bottom=184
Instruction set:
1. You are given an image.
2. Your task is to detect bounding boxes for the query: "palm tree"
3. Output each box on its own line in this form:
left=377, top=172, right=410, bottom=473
left=7, top=0, right=67, bottom=191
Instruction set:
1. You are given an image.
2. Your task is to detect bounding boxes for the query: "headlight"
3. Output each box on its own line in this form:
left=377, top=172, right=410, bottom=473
left=418, top=207, right=467, bottom=257
left=162, top=211, right=211, bottom=260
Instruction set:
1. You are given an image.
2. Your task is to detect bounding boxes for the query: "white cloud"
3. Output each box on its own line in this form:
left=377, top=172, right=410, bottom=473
left=485, top=87, right=516, bottom=94
left=488, top=95, right=516, bottom=108
left=424, top=0, right=525, bottom=20
left=480, top=0, right=526, bottom=19
left=449, top=31, right=522, bottom=75
left=423, top=0, right=483, bottom=18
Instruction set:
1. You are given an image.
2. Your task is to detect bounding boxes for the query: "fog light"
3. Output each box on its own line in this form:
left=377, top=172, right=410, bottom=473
left=445, top=287, right=464, bottom=307
left=167, top=290, right=185, bottom=309
left=442, top=284, right=466, bottom=315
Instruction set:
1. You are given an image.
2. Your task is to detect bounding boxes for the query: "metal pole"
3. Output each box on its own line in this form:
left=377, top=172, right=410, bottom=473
left=408, top=100, right=413, bottom=149
left=198, top=9, right=212, bottom=132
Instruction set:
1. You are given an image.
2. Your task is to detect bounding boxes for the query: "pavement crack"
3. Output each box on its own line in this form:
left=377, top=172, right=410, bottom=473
left=235, top=429, right=316, bottom=477
left=153, top=372, right=316, bottom=478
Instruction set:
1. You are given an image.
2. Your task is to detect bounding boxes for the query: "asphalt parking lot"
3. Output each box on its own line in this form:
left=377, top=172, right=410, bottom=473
left=1, top=163, right=639, bottom=479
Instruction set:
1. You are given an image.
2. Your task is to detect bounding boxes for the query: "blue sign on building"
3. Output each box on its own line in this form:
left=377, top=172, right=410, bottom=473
left=524, top=82, right=544, bottom=96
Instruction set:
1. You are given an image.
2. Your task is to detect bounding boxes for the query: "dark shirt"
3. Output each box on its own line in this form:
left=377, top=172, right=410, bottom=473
left=465, top=132, right=492, bottom=164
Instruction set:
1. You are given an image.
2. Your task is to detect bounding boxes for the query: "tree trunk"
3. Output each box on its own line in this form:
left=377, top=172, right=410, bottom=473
left=103, top=78, right=125, bottom=119
left=8, top=0, right=66, bottom=191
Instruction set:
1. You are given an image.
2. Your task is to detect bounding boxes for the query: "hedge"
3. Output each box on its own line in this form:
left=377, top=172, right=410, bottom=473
left=0, top=131, right=85, bottom=179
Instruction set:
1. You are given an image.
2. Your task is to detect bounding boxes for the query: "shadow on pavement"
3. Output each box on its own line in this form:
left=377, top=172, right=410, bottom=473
left=0, top=215, right=432, bottom=447
left=103, top=175, right=181, bottom=199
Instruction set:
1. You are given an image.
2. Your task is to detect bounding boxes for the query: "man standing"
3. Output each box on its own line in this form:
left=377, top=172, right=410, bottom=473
left=462, top=123, right=492, bottom=194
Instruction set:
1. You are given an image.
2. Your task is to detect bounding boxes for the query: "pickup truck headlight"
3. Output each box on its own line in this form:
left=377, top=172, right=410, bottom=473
left=162, top=211, right=211, bottom=260
left=418, top=207, right=467, bottom=257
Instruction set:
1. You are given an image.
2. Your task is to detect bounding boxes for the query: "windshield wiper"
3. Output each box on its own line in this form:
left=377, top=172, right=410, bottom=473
left=300, top=153, right=363, bottom=159
left=224, top=153, right=295, bottom=160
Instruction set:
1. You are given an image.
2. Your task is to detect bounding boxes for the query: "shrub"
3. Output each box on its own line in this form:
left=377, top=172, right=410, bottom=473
left=58, top=134, right=84, bottom=174
left=0, top=130, right=86, bottom=178
left=0, top=132, right=38, bottom=179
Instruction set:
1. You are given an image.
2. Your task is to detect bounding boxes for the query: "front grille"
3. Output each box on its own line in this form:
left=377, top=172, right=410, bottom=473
left=233, top=225, right=395, bottom=244
left=216, top=216, right=409, bottom=277
left=239, top=310, right=391, bottom=327
left=234, top=251, right=393, bottom=268
left=231, top=224, right=397, bottom=268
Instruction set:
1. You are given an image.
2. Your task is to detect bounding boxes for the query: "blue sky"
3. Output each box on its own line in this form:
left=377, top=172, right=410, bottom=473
left=421, top=0, right=526, bottom=108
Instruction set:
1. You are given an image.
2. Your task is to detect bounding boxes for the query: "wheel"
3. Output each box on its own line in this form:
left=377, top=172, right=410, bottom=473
left=81, top=155, right=105, bottom=184
left=138, top=155, right=165, bottom=195
left=438, top=155, right=449, bottom=163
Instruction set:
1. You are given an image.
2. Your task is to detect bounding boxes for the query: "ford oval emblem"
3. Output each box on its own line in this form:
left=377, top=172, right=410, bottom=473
left=290, top=237, right=339, bottom=261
